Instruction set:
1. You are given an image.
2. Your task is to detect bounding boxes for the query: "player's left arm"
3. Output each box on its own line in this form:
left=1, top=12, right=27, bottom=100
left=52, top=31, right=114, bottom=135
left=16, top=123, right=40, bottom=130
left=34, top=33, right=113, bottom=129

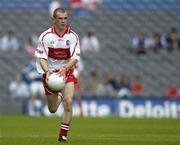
left=56, top=58, right=77, bottom=77
left=64, top=58, right=77, bottom=72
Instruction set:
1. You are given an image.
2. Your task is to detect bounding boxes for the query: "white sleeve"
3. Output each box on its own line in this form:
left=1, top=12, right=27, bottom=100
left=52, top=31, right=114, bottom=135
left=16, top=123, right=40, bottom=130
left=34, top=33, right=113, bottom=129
left=35, top=34, right=49, bottom=74
left=35, top=35, right=49, bottom=59
left=70, top=33, right=81, bottom=61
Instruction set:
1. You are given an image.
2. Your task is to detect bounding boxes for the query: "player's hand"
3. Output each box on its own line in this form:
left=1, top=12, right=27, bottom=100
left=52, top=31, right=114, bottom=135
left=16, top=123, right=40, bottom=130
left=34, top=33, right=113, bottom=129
left=55, top=67, right=67, bottom=77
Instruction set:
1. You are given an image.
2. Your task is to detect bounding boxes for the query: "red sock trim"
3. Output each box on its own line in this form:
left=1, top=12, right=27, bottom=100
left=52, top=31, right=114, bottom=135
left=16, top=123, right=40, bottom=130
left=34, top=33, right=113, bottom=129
left=59, top=123, right=69, bottom=137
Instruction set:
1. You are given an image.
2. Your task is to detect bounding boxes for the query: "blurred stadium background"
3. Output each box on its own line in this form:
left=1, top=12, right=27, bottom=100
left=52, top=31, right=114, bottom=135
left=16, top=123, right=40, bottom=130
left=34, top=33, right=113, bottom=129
left=0, top=0, right=180, bottom=117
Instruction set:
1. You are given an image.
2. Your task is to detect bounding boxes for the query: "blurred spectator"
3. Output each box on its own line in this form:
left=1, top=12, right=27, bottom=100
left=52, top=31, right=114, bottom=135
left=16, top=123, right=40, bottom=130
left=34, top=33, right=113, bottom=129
left=81, top=31, right=100, bottom=53
left=69, top=0, right=82, bottom=9
left=166, top=27, right=178, bottom=52
left=25, top=36, right=37, bottom=56
left=0, top=30, right=19, bottom=51
left=106, top=71, right=119, bottom=91
left=117, top=75, right=132, bottom=98
left=101, top=71, right=118, bottom=97
left=149, top=32, right=166, bottom=52
left=69, top=0, right=88, bottom=16
left=165, top=81, right=178, bottom=99
left=49, top=0, right=62, bottom=18
left=178, top=89, right=180, bottom=98
left=96, top=78, right=106, bottom=96
left=97, top=72, right=118, bottom=97
left=9, top=73, right=29, bottom=99
left=85, top=71, right=99, bottom=97
left=21, top=58, right=45, bottom=112
left=31, top=33, right=38, bottom=45
left=69, top=0, right=101, bottom=16
left=81, top=0, right=101, bottom=11
left=131, top=76, right=144, bottom=97
left=132, top=32, right=150, bottom=54
left=74, top=59, right=84, bottom=116
left=73, top=59, right=84, bottom=79
left=97, top=75, right=117, bottom=97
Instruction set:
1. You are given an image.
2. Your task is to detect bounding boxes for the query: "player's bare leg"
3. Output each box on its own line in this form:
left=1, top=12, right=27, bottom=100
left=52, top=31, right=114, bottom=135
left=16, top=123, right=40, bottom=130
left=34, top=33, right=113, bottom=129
left=47, top=92, right=63, bottom=113
left=59, top=82, right=74, bottom=142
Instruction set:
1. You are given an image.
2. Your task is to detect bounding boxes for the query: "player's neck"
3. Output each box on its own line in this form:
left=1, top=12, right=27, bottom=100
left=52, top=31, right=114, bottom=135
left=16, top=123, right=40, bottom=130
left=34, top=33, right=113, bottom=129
left=55, top=25, right=66, bottom=35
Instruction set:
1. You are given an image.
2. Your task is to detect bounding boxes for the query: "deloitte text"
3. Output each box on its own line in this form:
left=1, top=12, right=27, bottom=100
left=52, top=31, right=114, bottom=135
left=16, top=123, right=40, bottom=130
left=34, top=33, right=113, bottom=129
left=118, top=100, right=180, bottom=118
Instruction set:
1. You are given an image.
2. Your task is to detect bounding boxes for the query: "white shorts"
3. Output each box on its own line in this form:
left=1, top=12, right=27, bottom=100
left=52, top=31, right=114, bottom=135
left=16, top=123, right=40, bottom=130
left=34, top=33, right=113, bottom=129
left=29, top=81, right=44, bottom=96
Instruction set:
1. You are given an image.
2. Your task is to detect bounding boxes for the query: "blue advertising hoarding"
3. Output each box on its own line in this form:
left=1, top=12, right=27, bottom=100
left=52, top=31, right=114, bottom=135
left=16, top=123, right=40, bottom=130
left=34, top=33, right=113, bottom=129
left=25, top=98, right=180, bottom=118
left=117, top=99, right=180, bottom=118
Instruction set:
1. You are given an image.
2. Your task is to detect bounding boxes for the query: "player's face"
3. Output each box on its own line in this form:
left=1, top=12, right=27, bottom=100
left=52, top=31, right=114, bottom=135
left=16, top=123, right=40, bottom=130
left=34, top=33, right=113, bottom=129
left=54, top=12, right=68, bottom=30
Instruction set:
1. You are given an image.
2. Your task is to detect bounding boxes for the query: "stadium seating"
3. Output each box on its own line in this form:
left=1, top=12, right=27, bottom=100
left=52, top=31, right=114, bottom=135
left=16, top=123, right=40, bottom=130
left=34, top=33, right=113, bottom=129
left=0, top=0, right=180, bottom=113
left=0, top=0, right=50, bottom=10
left=102, top=0, right=180, bottom=11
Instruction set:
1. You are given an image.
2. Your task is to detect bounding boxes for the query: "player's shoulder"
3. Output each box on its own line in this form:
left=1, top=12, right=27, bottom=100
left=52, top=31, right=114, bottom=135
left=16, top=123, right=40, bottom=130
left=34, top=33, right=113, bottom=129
left=70, top=30, right=78, bottom=36
left=39, top=28, right=52, bottom=40
left=69, top=30, right=79, bottom=40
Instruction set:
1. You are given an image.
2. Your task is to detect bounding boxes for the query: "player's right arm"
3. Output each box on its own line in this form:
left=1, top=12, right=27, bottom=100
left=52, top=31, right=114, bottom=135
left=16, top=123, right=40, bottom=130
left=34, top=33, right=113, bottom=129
left=39, top=58, right=51, bottom=83
left=35, top=31, right=51, bottom=82
left=39, top=58, right=48, bottom=73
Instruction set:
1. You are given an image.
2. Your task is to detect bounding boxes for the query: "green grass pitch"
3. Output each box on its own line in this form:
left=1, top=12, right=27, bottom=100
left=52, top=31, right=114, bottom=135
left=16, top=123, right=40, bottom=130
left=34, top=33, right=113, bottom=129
left=0, top=116, right=180, bottom=145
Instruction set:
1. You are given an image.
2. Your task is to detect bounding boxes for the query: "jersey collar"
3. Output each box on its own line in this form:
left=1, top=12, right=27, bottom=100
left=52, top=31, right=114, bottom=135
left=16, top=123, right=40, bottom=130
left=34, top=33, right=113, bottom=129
left=52, top=25, right=71, bottom=38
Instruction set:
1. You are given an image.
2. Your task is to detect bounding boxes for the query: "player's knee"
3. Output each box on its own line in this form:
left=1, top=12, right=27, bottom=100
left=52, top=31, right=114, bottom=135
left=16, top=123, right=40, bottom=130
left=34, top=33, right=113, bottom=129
left=64, top=99, right=72, bottom=112
left=48, top=106, right=57, bottom=113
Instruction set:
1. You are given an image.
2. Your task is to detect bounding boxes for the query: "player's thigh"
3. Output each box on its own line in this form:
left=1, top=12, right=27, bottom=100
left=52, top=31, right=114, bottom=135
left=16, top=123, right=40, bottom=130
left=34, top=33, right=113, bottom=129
left=46, top=93, right=60, bottom=113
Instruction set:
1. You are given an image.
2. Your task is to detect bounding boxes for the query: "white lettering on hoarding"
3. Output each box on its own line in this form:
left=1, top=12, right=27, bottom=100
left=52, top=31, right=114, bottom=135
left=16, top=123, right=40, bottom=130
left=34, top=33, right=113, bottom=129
left=118, top=100, right=180, bottom=118
left=72, top=101, right=111, bottom=117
